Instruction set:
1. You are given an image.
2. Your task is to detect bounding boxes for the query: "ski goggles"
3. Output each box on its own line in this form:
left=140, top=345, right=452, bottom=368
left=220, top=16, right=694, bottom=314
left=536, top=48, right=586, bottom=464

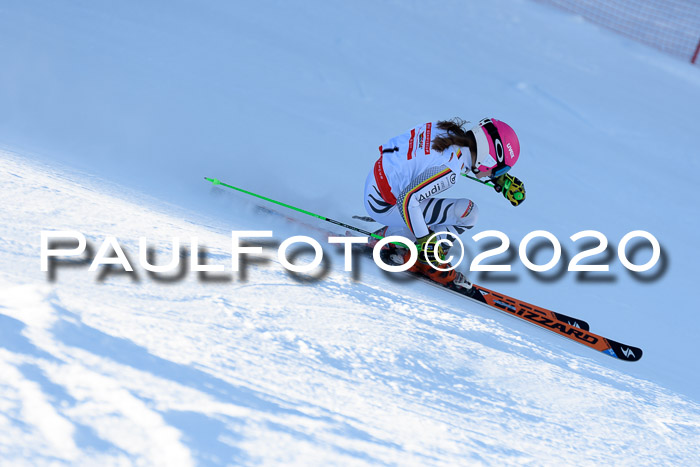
left=490, top=164, right=512, bottom=178
left=472, top=118, right=510, bottom=175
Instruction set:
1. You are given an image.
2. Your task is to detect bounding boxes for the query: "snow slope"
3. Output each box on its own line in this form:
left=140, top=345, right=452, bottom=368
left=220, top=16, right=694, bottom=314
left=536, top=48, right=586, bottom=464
left=2, top=151, right=699, bottom=465
left=1, top=0, right=700, bottom=464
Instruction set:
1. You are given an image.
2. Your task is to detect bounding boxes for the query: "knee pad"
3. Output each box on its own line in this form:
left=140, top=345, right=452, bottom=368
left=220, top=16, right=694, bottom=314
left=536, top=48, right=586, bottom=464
left=454, top=199, right=479, bottom=228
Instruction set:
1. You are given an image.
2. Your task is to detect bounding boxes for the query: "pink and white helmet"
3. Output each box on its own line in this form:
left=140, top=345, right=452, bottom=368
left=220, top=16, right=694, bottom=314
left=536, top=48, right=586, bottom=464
left=470, top=118, right=520, bottom=178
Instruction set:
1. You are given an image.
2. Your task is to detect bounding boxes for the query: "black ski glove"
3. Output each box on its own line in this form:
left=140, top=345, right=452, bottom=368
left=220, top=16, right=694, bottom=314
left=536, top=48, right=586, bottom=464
left=492, top=173, right=526, bottom=207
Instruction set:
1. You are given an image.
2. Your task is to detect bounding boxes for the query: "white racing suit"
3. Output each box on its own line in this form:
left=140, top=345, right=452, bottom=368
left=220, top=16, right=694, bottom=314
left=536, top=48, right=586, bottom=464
left=363, top=122, right=479, bottom=241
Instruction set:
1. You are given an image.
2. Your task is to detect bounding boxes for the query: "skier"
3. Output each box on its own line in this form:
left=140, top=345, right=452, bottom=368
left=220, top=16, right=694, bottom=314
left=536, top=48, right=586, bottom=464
left=363, top=118, right=525, bottom=286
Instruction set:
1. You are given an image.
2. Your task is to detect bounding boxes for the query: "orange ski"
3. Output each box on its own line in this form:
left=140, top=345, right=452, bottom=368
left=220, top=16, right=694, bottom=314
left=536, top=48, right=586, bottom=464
left=466, top=284, right=642, bottom=361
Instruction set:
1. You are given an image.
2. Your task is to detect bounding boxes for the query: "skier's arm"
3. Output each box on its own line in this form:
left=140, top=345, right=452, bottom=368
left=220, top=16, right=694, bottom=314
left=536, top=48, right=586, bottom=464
left=397, top=165, right=456, bottom=238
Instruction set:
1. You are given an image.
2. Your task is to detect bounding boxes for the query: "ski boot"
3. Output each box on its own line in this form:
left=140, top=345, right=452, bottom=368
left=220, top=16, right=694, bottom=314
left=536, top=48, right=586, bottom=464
left=379, top=240, right=409, bottom=266
left=409, top=232, right=473, bottom=288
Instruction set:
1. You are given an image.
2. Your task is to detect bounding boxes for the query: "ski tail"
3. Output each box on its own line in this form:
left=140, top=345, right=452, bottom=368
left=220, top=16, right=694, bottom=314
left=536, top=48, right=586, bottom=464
left=352, top=215, right=376, bottom=223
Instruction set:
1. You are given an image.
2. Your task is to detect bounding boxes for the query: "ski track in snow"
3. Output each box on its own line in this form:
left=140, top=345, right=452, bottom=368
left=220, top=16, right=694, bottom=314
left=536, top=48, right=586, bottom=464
left=1, top=152, right=699, bottom=465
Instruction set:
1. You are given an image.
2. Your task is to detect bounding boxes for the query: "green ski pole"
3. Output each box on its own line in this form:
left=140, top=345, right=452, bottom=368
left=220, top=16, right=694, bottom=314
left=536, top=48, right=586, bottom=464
left=461, top=172, right=495, bottom=188
left=204, top=177, right=388, bottom=241
left=462, top=173, right=524, bottom=201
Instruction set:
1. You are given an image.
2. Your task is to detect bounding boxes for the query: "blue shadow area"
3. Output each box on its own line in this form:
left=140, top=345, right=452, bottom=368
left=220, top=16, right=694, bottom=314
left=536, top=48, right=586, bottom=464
left=0, top=314, right=61, bottom=362
left=47, top=302, right=400, bottom=458
left=162, top=410, right=248, bottom=466
left=50, top=304, right=302, bottom=417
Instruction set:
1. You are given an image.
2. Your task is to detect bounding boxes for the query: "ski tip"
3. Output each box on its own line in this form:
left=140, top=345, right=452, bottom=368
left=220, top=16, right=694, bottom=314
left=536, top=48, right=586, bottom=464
left=607, top=339, right=643, bottom=362
left=204, top=177, right=221, bottom=185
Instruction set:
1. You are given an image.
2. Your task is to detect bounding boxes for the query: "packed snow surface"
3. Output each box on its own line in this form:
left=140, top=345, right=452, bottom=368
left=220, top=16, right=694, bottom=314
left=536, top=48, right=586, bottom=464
left=2, top=152, right=699, bottom=465
left=1, top=0, right=699, bottom=464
